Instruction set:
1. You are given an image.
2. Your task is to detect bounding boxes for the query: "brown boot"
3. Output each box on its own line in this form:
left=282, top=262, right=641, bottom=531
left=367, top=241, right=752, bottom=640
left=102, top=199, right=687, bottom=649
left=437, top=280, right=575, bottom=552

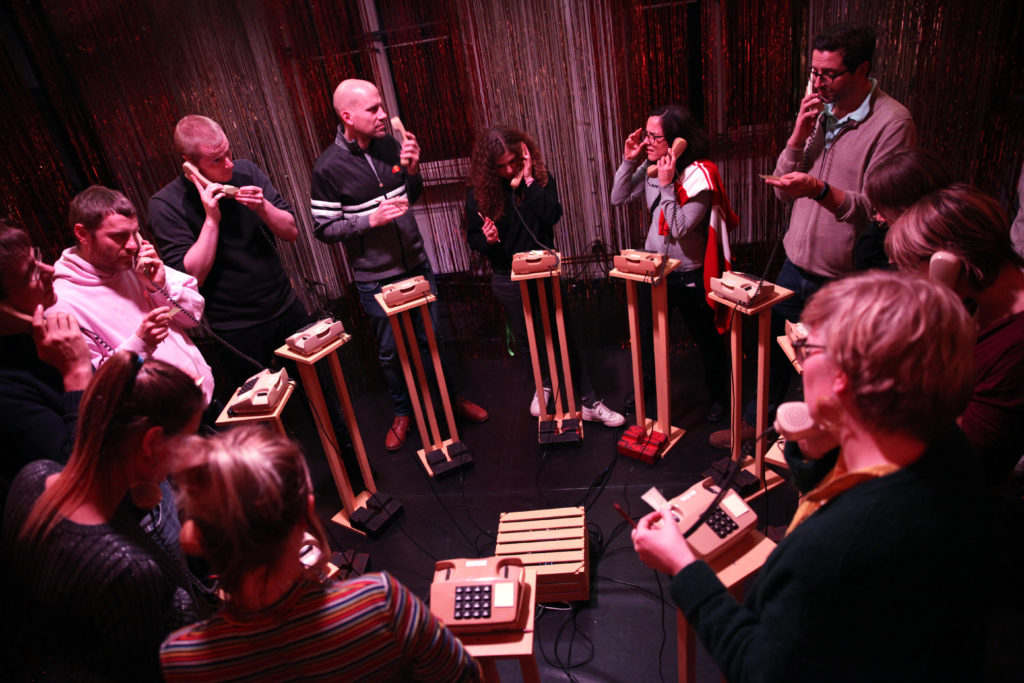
left=385, top=416, right=410, bottom=451
left=454, top=397, right=488, bottom=423
left=708, top=421, right=756, bottom=450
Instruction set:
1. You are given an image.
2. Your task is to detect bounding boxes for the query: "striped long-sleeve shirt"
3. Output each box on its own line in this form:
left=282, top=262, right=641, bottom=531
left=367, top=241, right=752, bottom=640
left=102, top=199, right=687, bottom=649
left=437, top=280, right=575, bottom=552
left=160, top=572, right=480, bottom=682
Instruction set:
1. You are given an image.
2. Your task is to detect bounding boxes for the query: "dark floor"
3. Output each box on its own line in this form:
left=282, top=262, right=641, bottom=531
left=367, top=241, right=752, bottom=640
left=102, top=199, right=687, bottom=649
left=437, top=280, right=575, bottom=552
left=282, top=282, right=803, bottom=683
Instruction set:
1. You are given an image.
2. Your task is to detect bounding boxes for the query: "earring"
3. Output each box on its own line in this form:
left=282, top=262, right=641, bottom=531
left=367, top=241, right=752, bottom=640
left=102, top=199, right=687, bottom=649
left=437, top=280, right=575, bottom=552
left=130, top=480, right=163, bottom=509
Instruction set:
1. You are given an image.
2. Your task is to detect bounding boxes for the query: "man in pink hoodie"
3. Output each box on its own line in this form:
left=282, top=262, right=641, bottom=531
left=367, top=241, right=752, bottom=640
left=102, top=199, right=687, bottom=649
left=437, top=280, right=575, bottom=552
left=49, top=186, right=214, bottom=405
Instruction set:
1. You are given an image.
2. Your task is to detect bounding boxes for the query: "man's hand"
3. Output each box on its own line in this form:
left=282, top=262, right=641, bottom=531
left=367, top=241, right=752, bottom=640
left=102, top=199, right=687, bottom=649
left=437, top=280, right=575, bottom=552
left=763, top=172, right=823, bottom=200
left=788, top=91, right=823, bottom=150
left=624, top=127, right=647, bottom=161
left=482, top=216, right=500, bottom=245
left=189, top=173, right=225, bottom=223
left=134, top=239, right=167, bottom=290
left=632, top=508, right=697, bottom=576
left=135, top=306, right=173, bottom=348
left=656, top=149, right=677, bottom=187
left=400, top=131, right=421, bottom=174
left=233, top=185, right=266, bottom=213
left=521, top=144, right=534, bottom=187
left=368, top=196, right=410, bottom=228
left=32, top=306, right=92, bottom=391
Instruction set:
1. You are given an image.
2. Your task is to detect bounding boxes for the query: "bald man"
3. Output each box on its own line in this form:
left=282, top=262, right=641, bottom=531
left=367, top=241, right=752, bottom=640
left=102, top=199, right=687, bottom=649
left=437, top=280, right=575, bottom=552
left=310, top=79, right=487, bottom=451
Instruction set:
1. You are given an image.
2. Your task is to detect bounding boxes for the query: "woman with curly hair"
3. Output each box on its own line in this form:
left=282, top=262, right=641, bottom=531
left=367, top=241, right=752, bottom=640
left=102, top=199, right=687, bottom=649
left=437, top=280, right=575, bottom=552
left=465, top=126, right=623, bottom=426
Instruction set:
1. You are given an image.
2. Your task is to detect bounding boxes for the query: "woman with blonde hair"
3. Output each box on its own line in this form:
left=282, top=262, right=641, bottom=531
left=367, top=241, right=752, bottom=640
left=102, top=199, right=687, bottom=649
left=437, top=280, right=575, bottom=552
left=887, top=184, right=1024, bottom=487
left=161, top=425, right=479, bottom=682
left=632, top=270, right=989, bottom=681
left=3, top=350, right=206, bottom=681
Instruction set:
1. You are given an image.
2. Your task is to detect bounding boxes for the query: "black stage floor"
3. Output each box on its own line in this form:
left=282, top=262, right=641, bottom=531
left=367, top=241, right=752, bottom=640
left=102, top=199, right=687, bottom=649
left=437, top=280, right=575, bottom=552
left=280, top=280, right=804, bottom=683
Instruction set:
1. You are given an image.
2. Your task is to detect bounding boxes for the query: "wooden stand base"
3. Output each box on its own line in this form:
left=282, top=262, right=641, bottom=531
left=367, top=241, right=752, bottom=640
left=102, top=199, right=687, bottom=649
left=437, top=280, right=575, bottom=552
left=538, top=417, right=582, bottom=445
left=461, top=568, right=541, bottom=683
left=418, top=438, right=473, bottom=477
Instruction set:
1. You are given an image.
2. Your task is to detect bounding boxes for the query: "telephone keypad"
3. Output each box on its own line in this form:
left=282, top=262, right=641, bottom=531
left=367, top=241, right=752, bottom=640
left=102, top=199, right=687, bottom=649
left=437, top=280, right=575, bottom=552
left=452, top=584, right=492, bottom=621
left=238, top=375, right=259, bottom=393
left=706, top=507, right=739, bottom=539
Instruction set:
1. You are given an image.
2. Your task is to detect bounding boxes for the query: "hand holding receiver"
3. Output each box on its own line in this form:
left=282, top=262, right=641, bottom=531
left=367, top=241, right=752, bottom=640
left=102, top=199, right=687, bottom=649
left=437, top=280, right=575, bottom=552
left=133, top=238, right=166, bottom=290
left=632, top=508, right=697, bottom=576
left=136, top=306, right=172, bottom=348
left=368, top=196, right=410, bottom=228
left=232, top=185, right=266, bottom=213
left=647, top=137, right=688, bottom=180
left=399, top=130, right=420, bottom=174
left=788, top=87, right=823, bottom=150
left=32, top=305, right=92, bottom=391
left=623, top=127, right=647, bottom=161
left=520, top=143, right=533, bottom=187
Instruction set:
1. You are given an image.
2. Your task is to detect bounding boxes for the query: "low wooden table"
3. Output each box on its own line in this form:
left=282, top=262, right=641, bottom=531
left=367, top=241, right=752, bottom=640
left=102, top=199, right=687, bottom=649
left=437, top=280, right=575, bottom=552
left=460, top=568, right=540, bottom=683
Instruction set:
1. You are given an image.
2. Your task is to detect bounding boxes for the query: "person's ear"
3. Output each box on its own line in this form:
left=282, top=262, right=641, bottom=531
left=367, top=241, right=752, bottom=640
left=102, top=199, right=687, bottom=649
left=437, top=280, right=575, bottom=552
left=73, top=223, right=90, bottom=246
left=139, top=425, right=165, bottom=469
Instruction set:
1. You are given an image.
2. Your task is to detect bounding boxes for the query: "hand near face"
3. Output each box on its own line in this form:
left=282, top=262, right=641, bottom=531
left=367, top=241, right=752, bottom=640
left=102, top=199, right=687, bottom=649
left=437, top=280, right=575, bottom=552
left=136, top=306, right=172, bottom=348
left=624, top=127, right=647, bottom=161
left=400, top=131, right=421, bottom=174
left=32, top=306, right=92, bottom=391
left=656, top=150, right=677, bottom=187
left=788, top=90, right=823, bottom=149
left=134, top=239, right=166, bottom=290
left=520, top=144, right=533, bottom=186
left=188, top=173, right=225, bottom=222
left=632, top=508, right=698, bottom=576
left=368, top=196, right=410, bottom=228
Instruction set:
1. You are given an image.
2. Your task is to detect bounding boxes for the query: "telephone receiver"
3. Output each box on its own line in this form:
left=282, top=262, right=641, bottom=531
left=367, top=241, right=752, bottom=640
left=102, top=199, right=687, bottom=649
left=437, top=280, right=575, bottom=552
left=429, top=556, right=527, bottom=634
left=0, top=301, right=34, bottom=334
left=929, top=251, right=962, bottom=289
left=510, top=142, right=529, bottom=189
left=181, top=160, right=239, bottom=197
left=391, top=116, right=407, bottom=144
left=774, top=401, right=825, bottom=441
left=645, top=137, right=688, bottom=178
left=226, top=367, right=289, bottom=416
left=806, top=73, right=815, bottom=96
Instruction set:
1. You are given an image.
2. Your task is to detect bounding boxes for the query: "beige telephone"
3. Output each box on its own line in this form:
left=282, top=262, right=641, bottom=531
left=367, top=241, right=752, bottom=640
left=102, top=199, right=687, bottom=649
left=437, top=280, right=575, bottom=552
left=710, top=271, right=774, bottom=306
left=285, top=317, right=345, bottom=355
left=612, top=249, right=665, bottom=277
left=511, top=250, right=559, bottom=275
left=646, top=137, right=688, bottom=178
left=646, top=478, right=757, bottom=560
left=381, top=275, right=431, bottom=307
left=391, top=116, right=407, bottom=144
left=182, top=160, right=239, bottom=197
left=226, top=368, right=288, bottom=415
left=429, top=556, right=527, bottom=633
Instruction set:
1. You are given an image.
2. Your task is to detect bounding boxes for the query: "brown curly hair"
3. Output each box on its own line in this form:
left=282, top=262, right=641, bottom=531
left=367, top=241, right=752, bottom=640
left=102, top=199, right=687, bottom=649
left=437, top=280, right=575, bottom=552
left=468, top=126, right=548, bottom=221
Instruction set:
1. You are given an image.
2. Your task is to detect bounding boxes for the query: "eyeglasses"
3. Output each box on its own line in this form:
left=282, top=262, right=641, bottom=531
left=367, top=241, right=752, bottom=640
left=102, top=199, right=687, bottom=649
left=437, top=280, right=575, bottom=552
left=643, top=131, right=665, bottom=143
left=808, top=67, right=849, bottom=85
left=792, top=337, right=827, bottom=364
left=9, top=247, right=44, bottom=289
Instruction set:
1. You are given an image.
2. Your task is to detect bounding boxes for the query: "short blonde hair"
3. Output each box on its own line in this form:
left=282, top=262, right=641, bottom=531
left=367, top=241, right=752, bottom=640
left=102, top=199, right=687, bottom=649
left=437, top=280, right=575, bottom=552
left=801, top=271, right=975, bottom=440
left=886, top=184, right=1022, bottom=290
left=173, top=115, right=227, bottom=161
left=172, top=426, right=328, bottom=596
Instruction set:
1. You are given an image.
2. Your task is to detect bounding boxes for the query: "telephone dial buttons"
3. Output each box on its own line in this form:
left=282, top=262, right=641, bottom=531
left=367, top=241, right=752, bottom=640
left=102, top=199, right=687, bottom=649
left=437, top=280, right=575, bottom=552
left=453, top=584, right=492, bottom=620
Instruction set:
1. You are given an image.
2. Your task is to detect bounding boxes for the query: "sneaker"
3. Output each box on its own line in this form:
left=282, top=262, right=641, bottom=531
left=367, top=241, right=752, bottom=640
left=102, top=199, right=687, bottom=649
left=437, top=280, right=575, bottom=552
left=530, top=387, right=552, bottom=417
left=709, top=421, right=756, bottom=450
left=582, top=400, right=625, bottom=428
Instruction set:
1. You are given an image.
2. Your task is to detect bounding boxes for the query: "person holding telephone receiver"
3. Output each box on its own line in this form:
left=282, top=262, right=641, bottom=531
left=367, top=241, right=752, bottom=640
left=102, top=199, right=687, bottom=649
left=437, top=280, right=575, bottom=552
left=48, top=186, right=214, bottom=405
left=466, top=125, right=624, bottom=426
left=610, top=104, right=732, bottom=424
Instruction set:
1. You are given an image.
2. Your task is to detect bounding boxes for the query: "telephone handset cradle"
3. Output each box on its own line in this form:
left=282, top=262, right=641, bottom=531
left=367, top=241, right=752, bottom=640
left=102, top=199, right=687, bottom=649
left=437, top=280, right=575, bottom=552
left=226, top=368, right=289, bottom=416
left=511, top=250, right=559, bottom=275
left=710, top=271, right=774, bottom=306
left=285, top=318, right=345, bottom=355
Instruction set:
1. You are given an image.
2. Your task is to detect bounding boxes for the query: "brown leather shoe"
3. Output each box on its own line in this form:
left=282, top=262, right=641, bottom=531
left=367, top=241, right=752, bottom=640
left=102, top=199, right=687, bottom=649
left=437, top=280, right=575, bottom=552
left=708, top=422, right=756, bottom=450
left=453, top=397, right=488, bottom=423
left=385, top=416, right=410, bottom=451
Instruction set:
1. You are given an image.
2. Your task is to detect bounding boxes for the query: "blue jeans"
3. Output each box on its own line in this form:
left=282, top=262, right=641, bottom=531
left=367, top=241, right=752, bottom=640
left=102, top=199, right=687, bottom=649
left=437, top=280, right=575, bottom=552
left=743, top=258, right=829, bottom=425
left=356, top=263, right=455, bottom=417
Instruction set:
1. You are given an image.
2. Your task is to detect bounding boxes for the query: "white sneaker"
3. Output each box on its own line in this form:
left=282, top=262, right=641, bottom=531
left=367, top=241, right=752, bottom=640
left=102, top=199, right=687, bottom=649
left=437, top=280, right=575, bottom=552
left=582, top=400, right=625, bottom=427
left=530, top=387, right=551, bottom=417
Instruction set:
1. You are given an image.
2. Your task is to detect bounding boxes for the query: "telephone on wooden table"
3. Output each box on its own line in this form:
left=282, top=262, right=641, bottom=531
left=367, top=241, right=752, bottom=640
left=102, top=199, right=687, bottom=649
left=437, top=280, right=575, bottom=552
left=511, top=250, right=559, bottom=275
left=613, top=249, right=665, bottom=277
left=227, top=368, right=288, bottom=416
left=710, top=271, right=774, bottom=307
left=429, top=556, right=527, bottom=633
left=649, top=477, right=757, bottom=560
left=285, top=317, right=345, bottom=355
left=381, top=275, right=431, bottom=307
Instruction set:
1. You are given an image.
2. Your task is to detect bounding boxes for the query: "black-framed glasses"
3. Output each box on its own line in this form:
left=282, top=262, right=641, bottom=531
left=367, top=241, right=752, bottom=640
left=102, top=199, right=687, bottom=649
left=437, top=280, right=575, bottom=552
left=792, top=337, right=827, bottom=364
left=643, top=130, right=665, bottom=143
left=9, top=247, right=44, bottom=289
left=808, top=67, right=849, bottom=85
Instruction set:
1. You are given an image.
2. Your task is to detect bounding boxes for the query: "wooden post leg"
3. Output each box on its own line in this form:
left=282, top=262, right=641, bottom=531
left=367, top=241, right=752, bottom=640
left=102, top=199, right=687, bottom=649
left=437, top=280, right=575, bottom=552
left=625, top=281, right=646, bottom=428
left=677, top=608, right=697, bottom=682
left=390, top=313, right=431, bottom=451
left=755, top=309, right=772, bottom=480
left=401, top=312, right=442, bottom=450
left=420, top=304, right=458, bottom=441
left=536, top=282, right=564, bottom=415
left=652, top=278, right=671, bottom=435
left=293, top=362, right=357, bottom=515
left=521, top=281, right=548, bottom=420
left=550, top=278, right=577, bottom=418
left=479, top=659, right=500, bottom=683
left=326, top=352, right=376, bottom=492
left=730, top=314, right=744, bottom=464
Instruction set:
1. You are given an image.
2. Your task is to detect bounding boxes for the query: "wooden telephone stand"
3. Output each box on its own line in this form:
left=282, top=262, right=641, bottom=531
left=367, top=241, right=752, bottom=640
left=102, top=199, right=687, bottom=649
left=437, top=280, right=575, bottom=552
left=276, top=334, right=400, bottom=536
left=609, top=256, right=685, bottom=458
left=374, top=286, right=472, bottom=477
left=511, top=251, right=582, bottom=445
left=707, top=283, right=794, bottom=500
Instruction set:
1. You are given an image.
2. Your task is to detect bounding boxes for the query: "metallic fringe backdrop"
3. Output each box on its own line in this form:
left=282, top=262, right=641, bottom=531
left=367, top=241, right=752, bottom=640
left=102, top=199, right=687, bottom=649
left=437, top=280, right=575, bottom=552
left=1, top=0, right=1022, bottom=303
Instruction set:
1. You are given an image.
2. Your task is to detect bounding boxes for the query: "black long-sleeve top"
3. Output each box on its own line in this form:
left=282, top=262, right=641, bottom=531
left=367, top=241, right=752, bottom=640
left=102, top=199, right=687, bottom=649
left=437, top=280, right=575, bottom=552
left=465, top=175, right=562, bottom=273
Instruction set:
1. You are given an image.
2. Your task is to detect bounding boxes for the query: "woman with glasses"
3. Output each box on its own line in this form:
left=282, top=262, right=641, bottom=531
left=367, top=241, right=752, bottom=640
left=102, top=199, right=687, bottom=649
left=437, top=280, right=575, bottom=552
left=610, top=104, right=732, bottom=423
left=3, top=350, right=207, bottom=681
left=161, top=425, right=480, bottom=682
left=632, top=270, right=990, bottom=680
left=0, top=220, right=93, bottom=488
